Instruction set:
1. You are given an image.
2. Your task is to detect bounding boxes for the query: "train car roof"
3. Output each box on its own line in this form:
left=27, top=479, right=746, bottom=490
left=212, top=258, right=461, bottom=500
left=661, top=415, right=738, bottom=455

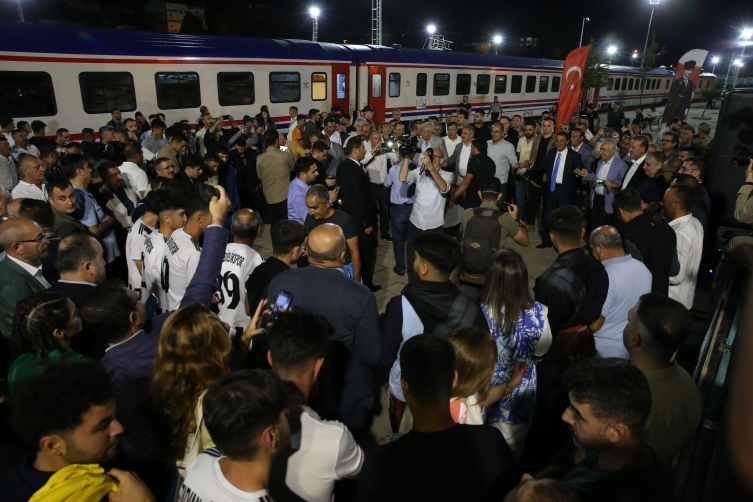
left=0, top=20, right=356, bottom=62
left=347, top=44, right=565, bottom=70
left=605, top=65, right=676, bottom=76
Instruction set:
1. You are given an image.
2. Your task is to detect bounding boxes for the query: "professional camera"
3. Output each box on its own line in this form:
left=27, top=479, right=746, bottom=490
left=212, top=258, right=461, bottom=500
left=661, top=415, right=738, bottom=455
left=379, top=136, right=398, bottom=155
left=733, top=146, right=751, bottom=166
left=396, top=135, right=433, bottom=159
left=101, top=141, right=126, bottom=165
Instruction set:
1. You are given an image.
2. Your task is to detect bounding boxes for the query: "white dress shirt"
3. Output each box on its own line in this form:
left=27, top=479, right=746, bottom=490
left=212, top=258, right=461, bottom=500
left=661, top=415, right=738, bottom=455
left=7, top=255, right=51, bottom=288
left=406, top=167, right=454, bottom=230
left=553, top=147, right=569, bottom=185
left=623, top=153, right=647, bottom=188
left=443, top=135, right=462, bottom=157
left=487, top=139, right=518, bottom=184
left=118, top=162, right=150, bottom=194
left=668, top=214, right=703, bottom=309
left=457, top=143, right=472, bottom=177
left=594, top=157, right=613, bottom=195
left=1, top=132, right=15, bottom=148
left=11, top=144, right=40, bottom=160
left=0, top=154, right=18, bottom=191
left=11, top=181, right=47, bottom=201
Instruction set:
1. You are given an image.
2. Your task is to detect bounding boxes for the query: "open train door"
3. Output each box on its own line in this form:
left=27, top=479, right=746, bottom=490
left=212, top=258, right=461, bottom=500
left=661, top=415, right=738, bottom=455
left=331, top=63, right=350, bottom=116
left=368, top=65, right=386, bottom=125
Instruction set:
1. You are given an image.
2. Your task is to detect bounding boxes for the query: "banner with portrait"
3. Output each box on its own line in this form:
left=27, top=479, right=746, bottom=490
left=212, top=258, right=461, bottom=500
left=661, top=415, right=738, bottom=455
left=661, top=49, right=709, bottom=124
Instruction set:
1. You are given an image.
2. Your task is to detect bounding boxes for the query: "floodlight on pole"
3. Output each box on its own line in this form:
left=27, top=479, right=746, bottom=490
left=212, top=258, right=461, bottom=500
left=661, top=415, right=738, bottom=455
left=608, top=45, right=617, bottom=66
left=427, top=25, right=436, bottom=34
left=579, top=18, right=589, bottom=47
left=733, top=28, right=752, bottom=89
left=310, top=7, right=319, bottom=42
left=643, top=0, right=659, bottom=66
left=493, top=35, right=502, bottom=55
left=712, top=56, right=720, bottom=73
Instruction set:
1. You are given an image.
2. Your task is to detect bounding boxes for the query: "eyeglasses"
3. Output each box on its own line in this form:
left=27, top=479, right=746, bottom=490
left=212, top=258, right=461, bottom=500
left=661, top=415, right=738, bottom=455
left=661, top=139, right=674, bottom=143
left=15, top=233, right=46, bottom=244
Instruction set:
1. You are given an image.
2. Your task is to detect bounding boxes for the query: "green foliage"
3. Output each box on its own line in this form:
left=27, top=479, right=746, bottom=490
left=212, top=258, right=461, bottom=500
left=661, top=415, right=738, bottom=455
left=180, top=12, right=205, bottom=34
left=638, top=34, right=666, bottom=103
left=582, top=41, right=611, bottom=91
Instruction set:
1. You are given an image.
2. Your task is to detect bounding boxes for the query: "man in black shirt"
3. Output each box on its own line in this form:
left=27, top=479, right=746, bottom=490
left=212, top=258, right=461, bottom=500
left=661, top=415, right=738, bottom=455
left=357, top=334, right=517, bottom=502
left=579, top=103, right=600, bottom=132
left=606, top=102, right=625, bottom=130
left=449, top=139, right=496, bottom=210
left=472, top=110, right=492, bottom=142
left=525, top=118, right=555, bottom=227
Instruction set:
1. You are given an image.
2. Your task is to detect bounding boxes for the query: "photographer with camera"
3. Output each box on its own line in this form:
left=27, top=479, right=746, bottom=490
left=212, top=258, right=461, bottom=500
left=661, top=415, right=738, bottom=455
left=412, top=122, right=449, bottom=170
left=363, top=130, right=398, bottom=241
left=384, top=144, right=418, bottom=276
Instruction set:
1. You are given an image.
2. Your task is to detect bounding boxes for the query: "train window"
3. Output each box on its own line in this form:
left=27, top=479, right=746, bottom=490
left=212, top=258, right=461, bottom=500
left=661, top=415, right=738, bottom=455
left=511, top=75, right=522, bottom=93
left=337, top=74, right=346, bottom=99
left=416, top=73, right=427, bottom=96
left=477, top=74, right=490, bottom=94
left=525, top=75, right=536, bottom=93
left=372, top=73, right=382, bottom=98
left=155, top=72, right=200, bottom=110
left=539, top=76, right=549, bottom=93
left=494, top=75, right=507, bottom=93
left=389, top=73, right=401, bottom=97
left=0, top=71, right=57, bottom=118
left=456, top=74, right=471, bottom=95
left=551, top=76, right=561, bottom=92
left=217, top=72, right=255, bottom=106
left=269, top=72, right=301, bottom=103
left=607, top=78, right=614, bottom=91
left=665, top=79, right=670, bottom=89
left=433, top=74, right=450, bottom=96
left=621, top=78, right=628, bottom=91
left=312, top=73, right=327, bottom=101
left=628, top=79, right=634, bottom=90
left=79, top=72, right=136, bottom=114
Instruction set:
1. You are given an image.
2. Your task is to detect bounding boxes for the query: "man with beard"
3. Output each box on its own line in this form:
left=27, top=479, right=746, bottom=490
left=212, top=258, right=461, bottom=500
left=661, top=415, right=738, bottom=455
left=560, top=358, right=674, bottom=502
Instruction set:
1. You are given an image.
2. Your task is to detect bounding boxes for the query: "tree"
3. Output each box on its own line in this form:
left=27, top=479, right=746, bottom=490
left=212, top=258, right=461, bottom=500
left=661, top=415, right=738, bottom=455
left=638, top=33, right=666, bottom=105
left=700, top=86, right=724, bottom=117
left=582, top=41, right=611, bottom=91
left=180, top=12, right=205, bottom=34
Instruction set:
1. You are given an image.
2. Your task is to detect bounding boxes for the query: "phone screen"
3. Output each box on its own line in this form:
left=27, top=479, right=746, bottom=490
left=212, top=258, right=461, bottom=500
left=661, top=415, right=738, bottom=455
left=144, top=293, right=160, bottom=318
left=274, top=290, right=293, bottom=314
left=280, top=145, right=289, bottom=152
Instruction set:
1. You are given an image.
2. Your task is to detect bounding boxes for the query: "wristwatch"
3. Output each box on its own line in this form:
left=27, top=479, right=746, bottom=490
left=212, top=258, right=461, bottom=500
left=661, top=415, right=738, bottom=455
left=515, top=219, right=525, bottom=227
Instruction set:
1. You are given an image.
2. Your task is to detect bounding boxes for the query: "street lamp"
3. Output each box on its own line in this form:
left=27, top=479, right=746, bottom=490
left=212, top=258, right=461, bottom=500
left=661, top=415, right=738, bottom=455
left=310, top=7, right=320, bottom=42
left=632, top=52, right=638, bottom=67
left=427, top=24, right=436, bottom=35
left=642, top=0, right=660, bottom=66
left=712, top=56, right=720, bottom=74
left=493, top=35, right=502, bottom=55
left=608, top=46, right=617, bottom=66
left=734, top=28, right=752, bottom=89
left=579, top=18, right=589, bottom=47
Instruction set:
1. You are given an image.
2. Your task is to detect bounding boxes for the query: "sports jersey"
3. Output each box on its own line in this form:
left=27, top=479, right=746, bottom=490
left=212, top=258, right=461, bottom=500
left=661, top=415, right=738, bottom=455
left=142, top=232, right=169, bottom=314
left=180, top=448, right=273, bottom=502
left=125, top=217, right=155, bottom=300
left=165, top=228, right=201, bottom=311
left=216, top=243, right=264, bottom=332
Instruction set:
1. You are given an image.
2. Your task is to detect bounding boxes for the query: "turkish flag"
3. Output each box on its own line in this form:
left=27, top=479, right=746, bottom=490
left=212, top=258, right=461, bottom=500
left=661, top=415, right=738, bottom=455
left=556, top=46, right=590, bottom=133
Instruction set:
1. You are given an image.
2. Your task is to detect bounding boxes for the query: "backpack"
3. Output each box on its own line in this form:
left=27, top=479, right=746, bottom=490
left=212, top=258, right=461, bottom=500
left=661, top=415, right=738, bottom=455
left=461, top=208, right=503, bottom=274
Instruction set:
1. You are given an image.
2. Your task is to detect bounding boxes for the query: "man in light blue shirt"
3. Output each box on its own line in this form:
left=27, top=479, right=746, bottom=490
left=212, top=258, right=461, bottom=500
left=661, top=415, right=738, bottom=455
left=588, top=225, right=652, bottom=359
left=287, top=157, right=319, bottom=225
left=384, top=150, right=416, bottom=275
left=487, top=123, right=519, bottom=190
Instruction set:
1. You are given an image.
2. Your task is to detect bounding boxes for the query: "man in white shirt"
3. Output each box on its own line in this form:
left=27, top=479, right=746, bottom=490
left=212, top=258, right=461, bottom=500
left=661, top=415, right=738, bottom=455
left=0, top=117, right=15, bottom=148
left=126, top=197, right=158, bottom=301
left=487, top=123, right=519, bottom=195
left=217, top=209, right=264, bottom=335
left=182, top=370, right=290, bottom=502
left=118, top=144, right=150, bottom=198
left=142, top=193, right=186, bottom=314
left=11, top=130, right=40, bottom=160
left=11, top=155, right=47, bottom=201
left=287, top=106, right=300, bottom=141
left=362, top=130, right=398, bottom=241
left=443, top=122, right=461, bottom=156
left=165, top=191, right=214, bottom=310
left=0, top=136, right=18, bottom=192
left=664, top=186, right=703, bottom=309
left=445, top=125, right=474, bottom=182
left=400, top=149, right=453, bottom=282
left=267, top=311, right=364, bottom=502
left=588, top=226, right=652, bottom=359
left=515, top=121, right=537, bottom=223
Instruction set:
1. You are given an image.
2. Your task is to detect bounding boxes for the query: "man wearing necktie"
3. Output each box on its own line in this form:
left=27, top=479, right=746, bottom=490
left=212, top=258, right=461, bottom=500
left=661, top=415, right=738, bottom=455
left=576, top=139, right=629, bottom=231
left=536, top=131, right=585, bottom=248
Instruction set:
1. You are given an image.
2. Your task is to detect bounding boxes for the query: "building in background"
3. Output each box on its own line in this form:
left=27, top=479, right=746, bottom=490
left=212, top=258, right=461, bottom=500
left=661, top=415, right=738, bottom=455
left=145, top=0, right=207, bottom=33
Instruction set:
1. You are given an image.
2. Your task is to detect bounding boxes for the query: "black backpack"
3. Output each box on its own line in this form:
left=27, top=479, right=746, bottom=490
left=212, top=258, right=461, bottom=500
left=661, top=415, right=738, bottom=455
left=461, top=208, right=503, bottom=274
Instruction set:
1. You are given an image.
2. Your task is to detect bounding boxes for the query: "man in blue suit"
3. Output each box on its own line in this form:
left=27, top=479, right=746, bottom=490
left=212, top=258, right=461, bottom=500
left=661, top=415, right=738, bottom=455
left=576, top=139, right=628, bottom=230
left=536, top=131, right=586, bottom=248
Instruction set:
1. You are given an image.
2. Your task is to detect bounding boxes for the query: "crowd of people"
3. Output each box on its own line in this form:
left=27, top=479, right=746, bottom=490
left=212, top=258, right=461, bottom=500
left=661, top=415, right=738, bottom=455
left=0, top=94, right=725, bottom=501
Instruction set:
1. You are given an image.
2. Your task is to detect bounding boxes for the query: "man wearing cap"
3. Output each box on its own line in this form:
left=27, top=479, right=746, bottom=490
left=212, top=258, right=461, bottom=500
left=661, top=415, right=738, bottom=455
left=362, top=106, right=376, bottom=127
left=606, top=102, right=625, bottom=130
left=666, top=60, right=696, bottom=122
left=692, top=122, right=712, bottom=155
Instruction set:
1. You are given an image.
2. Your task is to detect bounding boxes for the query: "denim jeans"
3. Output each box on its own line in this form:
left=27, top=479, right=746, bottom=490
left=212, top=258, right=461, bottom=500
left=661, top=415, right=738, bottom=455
left=515, top=179, right=529, bottom=222
left=390, top=204, right=413, bottom=273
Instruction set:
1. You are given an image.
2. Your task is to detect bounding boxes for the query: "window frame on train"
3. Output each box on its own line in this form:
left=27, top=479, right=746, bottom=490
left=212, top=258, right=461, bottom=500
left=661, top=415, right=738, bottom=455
left=477, top=74, right=490, bottom=95
left=336, top=73, right=346, bottom=99
left=665, top=79, right=670, bottom=89
left=312, top=72, right=327, bottom=101
left=456, top=74, right=471, bottom=95
left=389, top=73, right=401, bottom=97
left=494, top=75, right=507, bottom=94
left=621, top=78, right=628, bottom=91
left=154, top=72, right=201, bottom=110
left=511, top=75, right=522, bottom=93
left=372, top=73, right=382, bottom=98
left=607, top=78, right=614, bottom=91
left=525, top=75, right=536, bottom=93
left=269, top=72, right=301, bottom=103
left=433, top=73, right=450, bottom=96
left=217, top=72, right=255, bottom=107
left=416, top=73, right=427, bottom=96
left=79, top=72, right=136, bottom=114
left=628, top=78, right=634, bottom=91
left=551, top=76, right=561, bottom=93
left=539, top=76, right=549, bottom=93
left=0, top=71, right=57, bottom=118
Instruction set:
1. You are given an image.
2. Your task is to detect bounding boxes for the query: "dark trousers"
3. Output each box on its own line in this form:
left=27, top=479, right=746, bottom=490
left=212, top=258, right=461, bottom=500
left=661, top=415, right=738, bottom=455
left=391, top=204, right=412, bottom=273
left=589, top=194, right=612, bottom=231
left=370, top=183, right=392, bottom=237
left=406, top=222, right=443, bottom=282
left=359, top=231, right=378, bottom=287
left=515, top=179, right=529, bottom=222
left=527, top=182, right=543, bottom=226
left=490, top=112, right=499, bottom=123
left=542, top=185, right=575, bottom=244
left=266, top=200, right=288, bottom=225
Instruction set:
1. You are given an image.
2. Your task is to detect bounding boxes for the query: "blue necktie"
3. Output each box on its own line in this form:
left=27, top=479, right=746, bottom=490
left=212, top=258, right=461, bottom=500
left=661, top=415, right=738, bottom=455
left=550, top=153, right=562, bottom=192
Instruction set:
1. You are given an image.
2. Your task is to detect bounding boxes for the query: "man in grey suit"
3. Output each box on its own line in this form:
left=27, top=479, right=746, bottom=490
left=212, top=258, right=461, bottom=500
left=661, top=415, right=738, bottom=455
left=267, top=223, right=381, bottom=435
left=570, top=128, right=594, bottom=169
left=576, top=139, right=628, bottom=230
left=412, top=122, right=448, bottom=168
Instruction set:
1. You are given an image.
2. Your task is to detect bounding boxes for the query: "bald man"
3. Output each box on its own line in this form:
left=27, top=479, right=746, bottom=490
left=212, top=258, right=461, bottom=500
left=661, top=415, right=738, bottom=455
left=267, top=222, right=381, bottom=433
left=662, top=157, right=682, bottom=185
left=588, top=225, right=652, bottom=359
left=0, top=218, right=52, bottom=339
left=11, top=155, right=47, bottom=201
left=7, top=198, right=21, bottom=217
left=503, top=475, right=578, bottom=502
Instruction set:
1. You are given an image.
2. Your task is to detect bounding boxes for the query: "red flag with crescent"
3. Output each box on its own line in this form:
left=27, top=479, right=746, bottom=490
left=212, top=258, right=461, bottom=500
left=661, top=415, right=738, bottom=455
left=556, top=46, right=590, bottom=133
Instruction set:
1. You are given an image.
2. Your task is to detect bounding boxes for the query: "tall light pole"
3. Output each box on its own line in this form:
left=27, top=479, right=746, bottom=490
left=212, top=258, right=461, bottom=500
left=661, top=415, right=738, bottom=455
left=493, top=35, right=502, bottom=55
left=712, top=56, right=720, bottom=74
left=16, top=0, right=24, bottom=21
left=371, top=0, right=382, bottom=46
left=310, top=7, right=320, bottom=42
left=632, top=52, right=638, bottom=67
left=733, top=28, right=752, bottom=89
left=608, top=46, right=617, bottom=66
left=642, top=0, right=660, bottom=65
left=579, top=18, right=589, bottom=47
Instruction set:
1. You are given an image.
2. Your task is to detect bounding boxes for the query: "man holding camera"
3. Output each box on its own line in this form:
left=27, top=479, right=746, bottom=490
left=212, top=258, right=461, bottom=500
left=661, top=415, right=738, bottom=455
left=362, top=130, right=399, bottom=242
left=399, top=146, right=454, bottom=282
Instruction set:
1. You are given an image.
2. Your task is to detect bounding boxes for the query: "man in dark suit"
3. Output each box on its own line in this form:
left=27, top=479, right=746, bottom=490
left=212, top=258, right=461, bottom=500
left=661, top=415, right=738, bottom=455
left=228, top=138, right=261, bottom=211
left=174, top=156, right=203, bottom=193
left=267, top=224, right=381, bottom=436
left=622, top=135, right=650, bottom=191
left=664, top=60, right=696, bottom=122
left=337, top=136, right=380, bottom=292
left=536, top=131, right=585, bottom=248
left=50, top=234, right=105, bottom=306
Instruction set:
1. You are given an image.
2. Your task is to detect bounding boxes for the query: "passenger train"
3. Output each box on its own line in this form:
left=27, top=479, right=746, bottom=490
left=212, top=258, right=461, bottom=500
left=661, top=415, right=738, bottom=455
left=0, top=20, right=716, bottom=140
